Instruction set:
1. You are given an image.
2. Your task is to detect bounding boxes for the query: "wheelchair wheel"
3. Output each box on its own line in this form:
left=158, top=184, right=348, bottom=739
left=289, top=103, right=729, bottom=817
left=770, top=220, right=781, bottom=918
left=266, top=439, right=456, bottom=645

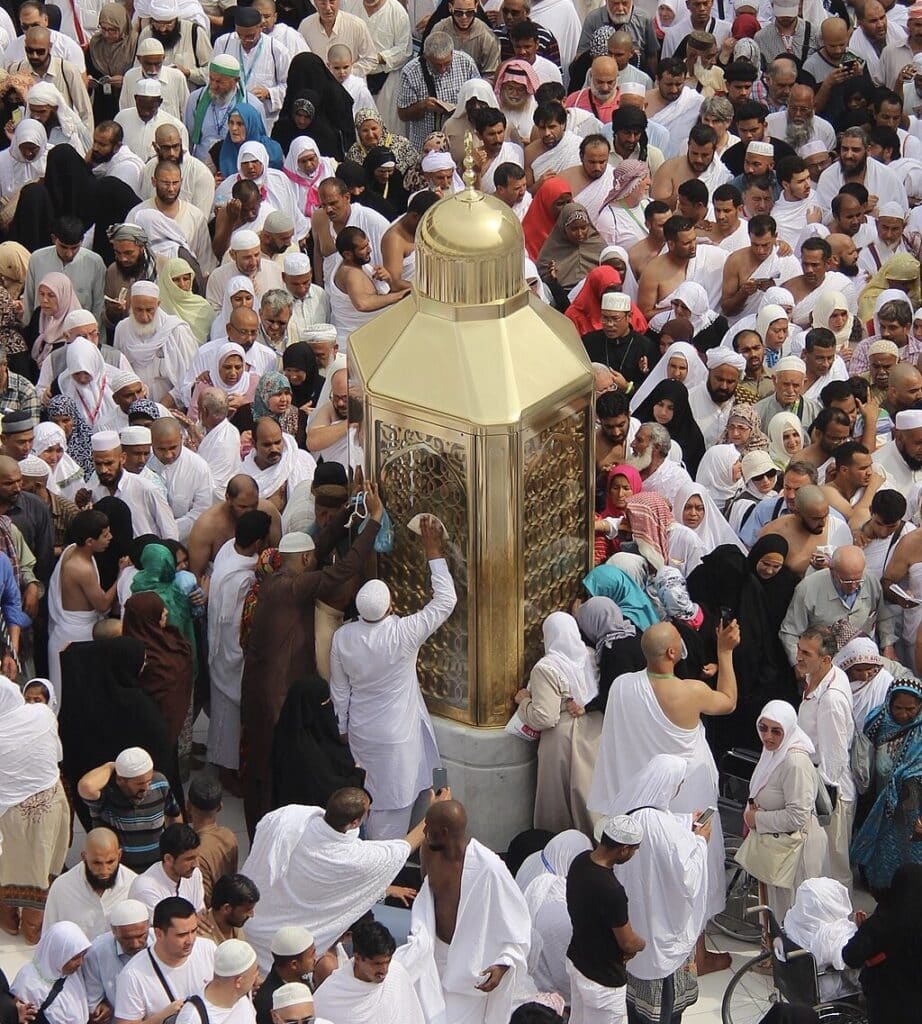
left=816, top=1004, right=868, bottom=1023
left=721, top=951, right=778, bottom=1024
left=712, top=836, right=763, bottom=944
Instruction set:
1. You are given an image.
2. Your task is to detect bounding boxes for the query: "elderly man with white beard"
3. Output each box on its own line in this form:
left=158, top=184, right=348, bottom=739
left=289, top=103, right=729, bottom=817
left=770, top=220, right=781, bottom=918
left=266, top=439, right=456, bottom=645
left=629, top=422, right=692, bottom=510
left=206, top=228, right=285, bottom=311
left=241, top=418, right=316, bottom=512
left=688, top=349, right=746, bottom=447
left=858, top=202, right=910, bottom=277
left=766, top=82, right=836, bottom=153
left=113, top=282, right=199, bottom=404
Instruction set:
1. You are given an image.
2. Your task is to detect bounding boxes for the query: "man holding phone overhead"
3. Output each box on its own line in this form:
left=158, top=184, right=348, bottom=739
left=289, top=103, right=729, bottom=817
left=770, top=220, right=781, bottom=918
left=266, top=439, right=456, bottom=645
left=329, top=515, right=457, bottom=840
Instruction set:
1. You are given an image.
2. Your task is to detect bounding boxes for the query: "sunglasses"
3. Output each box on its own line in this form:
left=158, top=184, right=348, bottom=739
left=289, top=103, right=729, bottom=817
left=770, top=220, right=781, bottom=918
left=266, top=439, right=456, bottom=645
left=751, top=469, right=777, bottom=481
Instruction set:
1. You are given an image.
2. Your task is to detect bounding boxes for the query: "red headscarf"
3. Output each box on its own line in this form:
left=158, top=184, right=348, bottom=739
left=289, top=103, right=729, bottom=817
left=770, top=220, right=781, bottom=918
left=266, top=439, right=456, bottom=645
left=731, top=12, right=760, bottom=37
left=566, top=265, right=622, bottom=335
left=603, top=464, right=643, bottom=517
left=522, top=176, right=572, bottom=259
left=624, top=492, right=674, bottom=570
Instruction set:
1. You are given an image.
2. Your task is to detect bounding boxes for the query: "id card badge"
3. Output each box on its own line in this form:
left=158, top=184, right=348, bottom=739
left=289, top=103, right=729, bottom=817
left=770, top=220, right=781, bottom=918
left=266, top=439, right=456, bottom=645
left=103, top=83, right=112, bottom=95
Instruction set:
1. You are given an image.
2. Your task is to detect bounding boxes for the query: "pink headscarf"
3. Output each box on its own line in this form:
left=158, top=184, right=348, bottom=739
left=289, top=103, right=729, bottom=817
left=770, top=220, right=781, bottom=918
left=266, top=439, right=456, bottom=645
left=32, top=272, right=81, bottom=366
left=494, top=59, right=540, bottom=100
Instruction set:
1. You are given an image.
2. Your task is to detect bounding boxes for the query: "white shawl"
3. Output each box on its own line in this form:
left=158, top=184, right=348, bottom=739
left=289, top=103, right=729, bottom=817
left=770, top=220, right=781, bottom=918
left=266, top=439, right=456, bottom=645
left=748, top=699, right=816, bottom=801
left=313, top=959, right=425, bottom=1024
left=531, top=130, right=582, bottom=179
left=56, top=338, right=117, bottom=429
left=197, top=417, right=241, bottom=499
left=784, top=878, right=856, bottom=972
left=241, top=432, right=316, bottom=499
left=537, top=611, right=599, bottom=707
left=0, top=677, right=60, bottom=822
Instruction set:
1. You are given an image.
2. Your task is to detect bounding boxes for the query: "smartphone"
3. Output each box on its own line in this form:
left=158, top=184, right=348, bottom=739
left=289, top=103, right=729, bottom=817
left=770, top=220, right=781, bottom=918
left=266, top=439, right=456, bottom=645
left=720, top=606, right=733, bottom=627
left=433, top=766, right=448, bottom=794
left=695, top=806, right=716, bottom=827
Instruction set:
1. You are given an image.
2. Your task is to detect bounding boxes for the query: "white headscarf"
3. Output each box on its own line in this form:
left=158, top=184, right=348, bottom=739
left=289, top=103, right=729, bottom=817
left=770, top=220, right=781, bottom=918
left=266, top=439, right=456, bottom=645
left=12, top=921, right=90, bottom=1024
left=663, top=282, right=717, bottom=331
left=630, top=341, right=707, bottom=413
left=834, top=637, right=894, bottom=730
left=609, top=752, right=687, bottom=816
left=57, top=338, right=117, bottom=427
left=756, top=303, right=790, bottom=345
left=283, top=136, right=337, bottom=216
left=694, top=443, right=742, bottom=506
left=748, top=699, right=815, bottom=801
left=784, top=878, right=856, bottom=972
left=767, top=411, right=804, bottom=471
left=0, top=675, right=61, bottom=823
left=32, top=420, right=84, bottom=496
left=672, top=479, right=745, bottom=551
left=213, top=274, right=256, bottom=339
left=0, top=119, right=47, bottom=201
left=811, top=290, right=853, bottom=351
left=539, top=610, right=599, bottom=707
left=208, top=341, right=252, bottom=398
left=522, top=829, right=592, bottom=918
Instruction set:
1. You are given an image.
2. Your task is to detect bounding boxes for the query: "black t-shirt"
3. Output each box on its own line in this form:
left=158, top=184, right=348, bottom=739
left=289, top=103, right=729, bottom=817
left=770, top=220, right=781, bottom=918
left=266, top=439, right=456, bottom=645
left=566, top=850, right=630, bottom=988
left=582, top=330, right=658, bottom=389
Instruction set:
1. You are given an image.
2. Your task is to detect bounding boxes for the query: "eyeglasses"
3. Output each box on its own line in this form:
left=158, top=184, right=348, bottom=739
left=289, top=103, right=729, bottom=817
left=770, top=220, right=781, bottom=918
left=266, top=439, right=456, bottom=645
left=751, top=470, right=777, bottom=481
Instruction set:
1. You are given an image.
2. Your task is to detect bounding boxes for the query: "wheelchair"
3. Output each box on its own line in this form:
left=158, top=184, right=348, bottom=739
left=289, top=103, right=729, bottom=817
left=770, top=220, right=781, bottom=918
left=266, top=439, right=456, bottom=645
left=721, top=905, right=868, bottom=1024
left=713, top=748, right=763, bottom=943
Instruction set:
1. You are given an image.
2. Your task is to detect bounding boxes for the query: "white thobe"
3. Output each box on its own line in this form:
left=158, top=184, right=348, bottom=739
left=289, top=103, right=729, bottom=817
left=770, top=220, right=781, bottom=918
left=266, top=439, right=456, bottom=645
left=313, top=959, right=425, bottom=1024
left=815, top=158, right=908, bottom=214
left=765, top=111, right=836, bottom=153
left=688, top=384, right=734, bottom=450
left=596, top=202, right=647, bottom=249
left=206, top=540, right=257, bottom=770
left=206, top=260, right=285, bottom=311
left=330, top=559, right=455, bottom=817
left=141, top=154, right=216, bottom=212
left=345, top=0, right=411, bottom=129
left=113, top=311, right=200, bottom=403
left=588, top=670, right=726, bottom=919
left=128, top=862, right=205, bottom=916
left=128, top=198, right=216, bottom=275
left=873, top=439, right=922, bottom=492
left=43, top=863, right=137, bottom=941
left=119, top=67, right=190, bottom=121
left=150, top=447, right=214, bottom=542
left=114, top=108, right=189, bottom=162
left=91, top=147, right=147, bottom=195
left=89, top=470, right=179, bottom=540
left=198, top=419, right=242, bottom=501
left=289, top=285, right=333, bottom=337
left=213, top=32, right=291, bottom=128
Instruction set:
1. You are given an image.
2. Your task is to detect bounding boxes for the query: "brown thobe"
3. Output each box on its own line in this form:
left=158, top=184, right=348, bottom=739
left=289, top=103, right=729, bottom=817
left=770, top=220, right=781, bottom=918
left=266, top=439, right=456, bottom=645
left=240, top=515, right=379, bottom=835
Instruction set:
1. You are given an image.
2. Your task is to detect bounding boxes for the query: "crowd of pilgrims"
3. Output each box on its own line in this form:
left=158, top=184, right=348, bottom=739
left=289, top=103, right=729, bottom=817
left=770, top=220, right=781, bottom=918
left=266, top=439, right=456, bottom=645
left=4, top=0, right=922, bottom=1018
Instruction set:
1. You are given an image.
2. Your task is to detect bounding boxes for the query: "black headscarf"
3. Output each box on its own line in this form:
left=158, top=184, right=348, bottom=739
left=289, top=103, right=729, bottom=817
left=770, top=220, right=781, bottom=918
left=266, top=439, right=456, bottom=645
left=633, top=378, right=706, bottom=476
left=746, top=533, right=798, bottom=632
left=59, top=637, right=182, bottom=820
left=336, top=159, right=397, bottom=219
left=7, top=181, right=54, bottom=253
left=282, top=342, right=321, bottom=407
left=44, top=143, right=97, bottom=228
left=610, top=105, right=649, bottom=161
left=92, top=496, right=134, bottom=590
left=363, top=146, right=409, bottom=217
left=271, top=675, right=365, bottom=808
left=91, top=177, right=142, bottom=267
left=278, top=56, right=355, bottom=158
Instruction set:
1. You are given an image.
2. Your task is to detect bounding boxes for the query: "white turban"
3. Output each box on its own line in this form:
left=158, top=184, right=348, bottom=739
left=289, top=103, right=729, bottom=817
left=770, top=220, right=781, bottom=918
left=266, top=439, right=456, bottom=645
left=706, top=349, right=745, bottom=374
left=421, top=151, right=456, bottom=173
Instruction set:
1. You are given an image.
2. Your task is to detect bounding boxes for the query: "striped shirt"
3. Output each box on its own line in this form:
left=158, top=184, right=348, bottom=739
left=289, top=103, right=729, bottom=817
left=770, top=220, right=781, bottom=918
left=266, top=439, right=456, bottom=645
left=86, top=774, right=180, bottom=872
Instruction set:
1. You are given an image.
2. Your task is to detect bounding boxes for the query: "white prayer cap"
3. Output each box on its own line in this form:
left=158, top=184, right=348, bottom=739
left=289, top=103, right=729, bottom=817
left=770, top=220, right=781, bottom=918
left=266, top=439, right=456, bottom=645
left=284, top=253, right=312, bottom=276
left=270, top=926, right=315, bottom=956
left=302, top=324, right=337, bottom=342
left=421, top=151, right=455, bottom=173
left=264, top=211, right=294, bottom=234
left=594, top=814, right=644, bottom=846
left=137, top=37, right=165, bottom=56
left=109, top=369, right=142, bottom=394
left=108, top=900, right=150, bottom=927
left=620, top=81, right=646, bottom=97
left=133, top=78, right=163, bottom=98
left=772, top=0, right=798, bottom=14
left=114, top=746, right=154, bottom=778
left=599, top=245, right=622, bottom=262
left=895, top=410, right=922, bottom=430
left=91, top=430, right=121, bottom=452
left=210, top=53, right=241, bottom=77
left=797, top=140, right=827, bottom=159
left=600, top=292, right=631, bottom=312
left=746, top=140, right=773, bottom=156
left=63, top=309, right=96, bottom=332
left=120, top=426, right=152, bottom=446
left=214, top=939, right=257, bottom=977
left=278, top=531, right=315, bottom=554
left=868, top=339, right=899, bottom=358
left=148, top=0, right=180, bottom=16
left=356, top=579, right=391, bottom=622
left=878, top=202, right=906, bottom=220
left=20, top=455, right=49, bottom=479
left=773, top=355, right=806, bottom=375
left=273, top=984, right=313, bottom=1011
left=230, top=228, right=260, bottom=251
left=131, top=281, right=160, bottom=300
left=741, top=450, right=775, bottom=482
left=706, top=349, right=746, bottom=373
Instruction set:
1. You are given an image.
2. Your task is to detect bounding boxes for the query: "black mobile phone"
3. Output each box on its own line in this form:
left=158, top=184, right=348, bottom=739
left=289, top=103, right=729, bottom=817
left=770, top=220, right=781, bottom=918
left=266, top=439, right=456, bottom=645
left=720, top=606, right=733, bottom=627
left=695, top=806, right=716, bottom=827
left=433, top=766, right=448, bottom=793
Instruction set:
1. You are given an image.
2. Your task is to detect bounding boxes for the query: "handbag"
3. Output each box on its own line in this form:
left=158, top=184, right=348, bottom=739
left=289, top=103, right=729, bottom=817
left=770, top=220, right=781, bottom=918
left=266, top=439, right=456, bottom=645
left=504, top=705, right=540, bottom=742
left=734, top=828, right=805, bottom=889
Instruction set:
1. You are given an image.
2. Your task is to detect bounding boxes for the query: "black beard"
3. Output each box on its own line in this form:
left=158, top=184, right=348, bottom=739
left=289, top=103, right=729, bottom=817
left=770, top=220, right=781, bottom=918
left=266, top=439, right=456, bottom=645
left=84, top=863, right=119, bottom=892
left=151, top=23, right=182, bottom=49
left=708, top=383, right=735, bottom=404
left=838, top=260, right=859, bottom=277
left=843, top=156, right=867, bottom=177
left=899, top=444, right=922, bottom=471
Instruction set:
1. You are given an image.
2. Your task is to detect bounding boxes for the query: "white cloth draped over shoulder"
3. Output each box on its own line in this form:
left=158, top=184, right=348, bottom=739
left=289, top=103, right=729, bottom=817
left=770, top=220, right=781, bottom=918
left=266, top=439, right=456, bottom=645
left=47, top=546, right=105, bottom=700
left=313, top=958, right=425, bottom=1024
left=410, top=838, right=532, bottom=1024
left=652, top=88, right=703, bottom=157
left=242, top=805, right=411, bottom=972
left=113, top=308, right=200, bottom=403
left=240, top=433, right=316, bottom=500
left=588, top=669, right=726, bottom=919
left=197, top=419, right=242, bottom=502
left=531, top=131, right=582, bottom=180
left=608, top=754, right=709, bottom=980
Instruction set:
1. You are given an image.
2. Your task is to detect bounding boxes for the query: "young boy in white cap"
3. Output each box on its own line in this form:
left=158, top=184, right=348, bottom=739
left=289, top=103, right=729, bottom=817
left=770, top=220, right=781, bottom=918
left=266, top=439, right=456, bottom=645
left=78, top=748, right=181, bottom=871
left=565, top=815, right=645, bottom=1024
left=83, top=899, right=153, bottom=1018
left=253, top=927, right=316, bottom=1024
left=175, top=938, right=260, bottom=1024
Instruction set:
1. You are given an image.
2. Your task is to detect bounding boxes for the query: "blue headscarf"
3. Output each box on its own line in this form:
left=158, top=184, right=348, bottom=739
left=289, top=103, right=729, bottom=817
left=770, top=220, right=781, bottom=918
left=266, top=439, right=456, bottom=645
left=581, top=565, right=660, bottom=631
left=218, top=102, right=284, bottom=179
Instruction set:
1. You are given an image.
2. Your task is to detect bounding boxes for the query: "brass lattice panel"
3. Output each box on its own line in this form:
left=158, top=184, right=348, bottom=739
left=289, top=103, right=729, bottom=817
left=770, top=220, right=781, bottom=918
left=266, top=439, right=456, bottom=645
left=522, top=408, right=591, bottom=674
left=376, top=422, right=471, bottom=716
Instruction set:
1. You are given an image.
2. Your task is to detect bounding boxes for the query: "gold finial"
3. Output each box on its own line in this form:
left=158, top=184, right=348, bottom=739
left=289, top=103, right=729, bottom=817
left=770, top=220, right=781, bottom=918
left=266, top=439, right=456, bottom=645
left=462, top=131, right=476, bottom=190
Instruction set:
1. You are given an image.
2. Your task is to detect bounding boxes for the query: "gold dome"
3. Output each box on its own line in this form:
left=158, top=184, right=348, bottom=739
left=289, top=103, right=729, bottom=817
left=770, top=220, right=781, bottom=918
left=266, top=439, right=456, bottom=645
left=415, top=178, right=525, bottom=307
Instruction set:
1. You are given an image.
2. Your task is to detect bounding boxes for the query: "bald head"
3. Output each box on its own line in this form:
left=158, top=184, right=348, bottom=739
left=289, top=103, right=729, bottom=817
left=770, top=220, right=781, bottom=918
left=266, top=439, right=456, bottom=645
left=425, top=799, right=468, bottom=848
left=227, top=473, right=259, bottom=502
left=831, top=544, right=865, bottom=580
left=86, top=827, right=120, bottom=853
left=150, top=417, right=181, bottom=442
left=82, top=826, right=123, bottom=886
left=640, top=621, right=682, bottom=662
left=796, top=484, right=827, bottom=514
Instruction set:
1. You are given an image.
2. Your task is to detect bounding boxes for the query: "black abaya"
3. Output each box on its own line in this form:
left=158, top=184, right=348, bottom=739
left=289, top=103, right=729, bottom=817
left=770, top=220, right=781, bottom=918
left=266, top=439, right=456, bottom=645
left=632, top=378, right=706, bottom=476
left=92, top=496, right=134, bottom=590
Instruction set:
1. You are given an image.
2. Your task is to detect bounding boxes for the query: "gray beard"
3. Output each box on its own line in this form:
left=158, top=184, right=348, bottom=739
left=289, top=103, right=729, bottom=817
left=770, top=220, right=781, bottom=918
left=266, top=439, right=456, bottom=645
left=786, top=117, right=813, bottom=149
left=130, top=316, right=158, bottom=338
left=627, top=448, right=653, bottom=472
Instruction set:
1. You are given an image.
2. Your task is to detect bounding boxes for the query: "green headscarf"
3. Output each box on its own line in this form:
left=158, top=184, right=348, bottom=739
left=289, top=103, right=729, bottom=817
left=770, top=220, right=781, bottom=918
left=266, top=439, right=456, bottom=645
left=130, top=544, right=195, bottom=653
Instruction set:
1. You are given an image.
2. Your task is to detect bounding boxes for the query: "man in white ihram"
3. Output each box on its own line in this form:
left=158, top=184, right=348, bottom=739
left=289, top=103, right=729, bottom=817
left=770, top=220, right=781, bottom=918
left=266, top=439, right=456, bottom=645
left=588, top=619, right=740, bottom=975
left=329, top=515, right=456, bottom=839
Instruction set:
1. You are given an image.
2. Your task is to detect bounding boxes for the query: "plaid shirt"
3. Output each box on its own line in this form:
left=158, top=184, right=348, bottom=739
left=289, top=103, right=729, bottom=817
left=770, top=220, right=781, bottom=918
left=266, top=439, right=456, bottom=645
left=0, top=371, right=40, bottom=422
left=398, top=50, right=480, bottom=150
left=750, top=79, right=786, bottom=114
